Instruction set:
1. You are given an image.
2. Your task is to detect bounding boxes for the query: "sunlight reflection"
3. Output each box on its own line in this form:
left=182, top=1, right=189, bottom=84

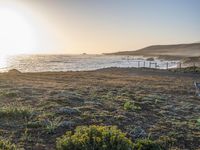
left=0, top=55, right=9, bottom=71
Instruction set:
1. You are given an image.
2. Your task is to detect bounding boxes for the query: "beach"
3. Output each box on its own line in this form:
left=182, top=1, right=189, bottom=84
left=0, top=68, right=199, bottom=149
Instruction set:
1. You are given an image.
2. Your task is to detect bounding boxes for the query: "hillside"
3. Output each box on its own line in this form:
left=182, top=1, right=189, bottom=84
left=107, top=43, right=200, bottom=57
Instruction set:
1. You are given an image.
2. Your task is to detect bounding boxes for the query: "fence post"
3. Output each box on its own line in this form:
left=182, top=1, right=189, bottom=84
left=178, top=62, right=182, bottom=69
left=138, top=61, right=141, bottom=68
left=155, top=63, right=157, bottom=69
left=166, top=62, right=168, bottom=70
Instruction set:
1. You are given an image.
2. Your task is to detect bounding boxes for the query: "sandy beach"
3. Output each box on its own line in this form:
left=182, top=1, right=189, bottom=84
left=0, top=68, right=199, bottom=149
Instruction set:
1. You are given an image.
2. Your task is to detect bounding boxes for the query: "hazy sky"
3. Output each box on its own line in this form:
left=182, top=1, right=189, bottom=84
left=0, top=0, right=199, bottom=54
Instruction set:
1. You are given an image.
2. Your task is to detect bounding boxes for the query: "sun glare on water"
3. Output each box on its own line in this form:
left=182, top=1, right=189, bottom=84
left=0, top=7, right=37, bottom=55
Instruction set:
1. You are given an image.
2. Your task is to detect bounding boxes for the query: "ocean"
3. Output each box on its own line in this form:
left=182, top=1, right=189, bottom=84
left=0, top=55, right=179, bottom=72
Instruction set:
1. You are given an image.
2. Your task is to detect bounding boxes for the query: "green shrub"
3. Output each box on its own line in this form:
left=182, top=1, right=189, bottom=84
left=0, top=139, right=16, bottom=150
left=56, top=125, right=133, bottom=150
left=0, top=91, right=18, bottom=98
left=0, top=103, right=33, bottom=119
left=45, top=118, right=61, bottom=134
left=133, top=139, right=163, bottom=150
left=27, top=121, right=43, bottom=128
left=124, top=101, right=141, bottom=111
left=197, top=118, right=200, bottom=126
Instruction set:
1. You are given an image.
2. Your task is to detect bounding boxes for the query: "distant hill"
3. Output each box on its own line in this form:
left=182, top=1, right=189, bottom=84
left=106, top=43, right=200, bottom=57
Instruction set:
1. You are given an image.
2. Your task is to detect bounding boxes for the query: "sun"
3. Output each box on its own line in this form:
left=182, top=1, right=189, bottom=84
left=0, top=7, right=37, bottom=55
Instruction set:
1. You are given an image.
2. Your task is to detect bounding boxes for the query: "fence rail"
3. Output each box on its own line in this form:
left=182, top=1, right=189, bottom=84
left=130, top=60, right=197, bottom=70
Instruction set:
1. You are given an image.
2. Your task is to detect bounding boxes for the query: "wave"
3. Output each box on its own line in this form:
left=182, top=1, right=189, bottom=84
left=0, top=55, right=179, bottom=72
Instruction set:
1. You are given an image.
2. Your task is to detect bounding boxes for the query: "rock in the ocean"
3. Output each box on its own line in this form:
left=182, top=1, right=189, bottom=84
left=146, top=57, right=154, bottom=61
left=8, top=69, right=21, bottom=74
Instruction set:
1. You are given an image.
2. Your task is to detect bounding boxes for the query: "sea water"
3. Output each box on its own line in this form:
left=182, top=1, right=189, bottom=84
left=0, top=55, right=179, bottom=72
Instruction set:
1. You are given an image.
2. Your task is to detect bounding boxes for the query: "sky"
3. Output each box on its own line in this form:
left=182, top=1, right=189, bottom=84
left=0, top=0, right=199, bottom=54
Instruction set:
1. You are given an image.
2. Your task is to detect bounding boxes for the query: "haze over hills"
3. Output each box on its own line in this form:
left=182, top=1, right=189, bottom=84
left=107, top=43, right=200, bottom=57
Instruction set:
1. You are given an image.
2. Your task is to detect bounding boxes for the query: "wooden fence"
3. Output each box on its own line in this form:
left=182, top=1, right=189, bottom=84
left=131, top=61, right=197, bottom=70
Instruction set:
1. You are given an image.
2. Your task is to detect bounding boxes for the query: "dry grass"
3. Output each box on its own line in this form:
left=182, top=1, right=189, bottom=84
left=0, top=68, right=199, bottom=149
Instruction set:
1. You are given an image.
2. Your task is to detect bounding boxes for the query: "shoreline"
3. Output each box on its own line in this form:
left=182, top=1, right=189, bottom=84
left=0, top=54, right=182, bottom=73
left=3, top=67, right=200, bottom=77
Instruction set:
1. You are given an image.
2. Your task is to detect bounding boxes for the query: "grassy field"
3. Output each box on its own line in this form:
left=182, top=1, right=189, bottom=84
left=0, top=68, right=200, bottom=149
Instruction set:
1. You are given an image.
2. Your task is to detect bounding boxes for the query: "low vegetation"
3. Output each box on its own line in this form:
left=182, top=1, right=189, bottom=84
left=0, top=68, right=199, bottom=149
left=57, top=125, right=163, bottom=150
left=124, top=101, right=141, bottom=111
left=56, top=125, right=133, bottom=150
left=133, top=139, right=163, bottom=150
left=0, top=103, right=33, bottom=119
left=170, top=66, right=200, bottom=73
left=0, top=139, right=16, bottom=150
